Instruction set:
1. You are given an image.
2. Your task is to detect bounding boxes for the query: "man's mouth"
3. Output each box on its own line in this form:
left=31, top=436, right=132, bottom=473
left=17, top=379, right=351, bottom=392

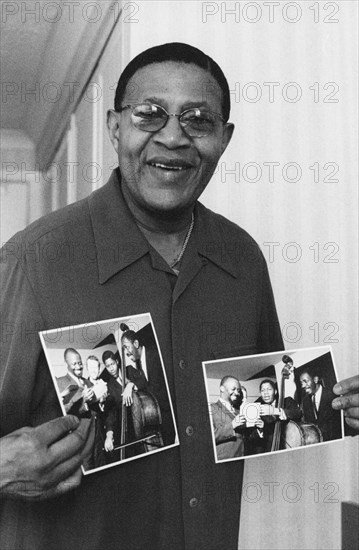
left=147, top=158, right=194, bottom=172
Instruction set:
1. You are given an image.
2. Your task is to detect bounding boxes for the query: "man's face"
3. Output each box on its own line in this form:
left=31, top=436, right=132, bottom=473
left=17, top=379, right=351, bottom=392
left=104, top=358, right=119, bottom=378
left=260, top=382, right=276, bottom=404
left=108, top=61, right=234, bottom=215
left=300, top=373, right=316, bottom=395
left=222, top=378, right=242, bottom=409
left=122, top=338, right=140, bottom=362
left=66, top=352, right=83, bottom=378
left=87, top=359, right=100, bottom=380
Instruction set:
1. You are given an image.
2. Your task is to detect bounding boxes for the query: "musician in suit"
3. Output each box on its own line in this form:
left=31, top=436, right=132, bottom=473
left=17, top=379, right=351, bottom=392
left=102, top=351, right=127, bottom=456
left=56, top=348, right=96, bottom=417
left=211, top=376, right=247, bottom=460
left=121, top=327, right=175, bottom=446
left=300, top=371, right=342, bottom=441
left=248, top=379, right=302, bottom=454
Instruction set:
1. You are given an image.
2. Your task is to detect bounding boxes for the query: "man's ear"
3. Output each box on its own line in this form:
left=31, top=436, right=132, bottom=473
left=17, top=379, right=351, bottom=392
left=107, top=109, right=121, bottom=153
left=134, top=339, right=140, bottom=349
left=221, top=122, right=235, bottom=155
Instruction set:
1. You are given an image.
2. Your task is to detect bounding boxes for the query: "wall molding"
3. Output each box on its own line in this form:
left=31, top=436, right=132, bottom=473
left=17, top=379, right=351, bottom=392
left=35, top=1, right=122, bottom=170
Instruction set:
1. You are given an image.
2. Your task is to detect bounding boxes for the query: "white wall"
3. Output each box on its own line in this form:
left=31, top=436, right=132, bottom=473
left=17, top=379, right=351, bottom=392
left=2, top=1, right=358, bottom=548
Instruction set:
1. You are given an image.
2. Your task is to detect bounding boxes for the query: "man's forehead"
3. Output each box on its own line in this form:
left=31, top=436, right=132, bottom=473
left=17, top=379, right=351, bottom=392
left=225, top=378, right=240, bottom=388
left=68, top=352, right=81, bottom=361
left=123, top=61, right=223, bottom=109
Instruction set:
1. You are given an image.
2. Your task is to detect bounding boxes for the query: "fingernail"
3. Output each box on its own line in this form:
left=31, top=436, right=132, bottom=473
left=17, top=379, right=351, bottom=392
left=333, top=383, right=342, bottom=394
left=332, top=398, right=342, bottom=409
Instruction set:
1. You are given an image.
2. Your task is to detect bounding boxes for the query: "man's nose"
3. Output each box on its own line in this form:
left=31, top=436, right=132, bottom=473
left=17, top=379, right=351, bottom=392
left=153, top=115, right=191, bottom=148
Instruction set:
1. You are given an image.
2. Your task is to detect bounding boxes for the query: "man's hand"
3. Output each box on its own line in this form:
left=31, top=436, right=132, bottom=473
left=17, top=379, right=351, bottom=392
left=104, top=431, right=114, bottom=452
left=332, top=375, right=359, bottom=432
left=83, top=387, right=96, bottom=403
left=232, top=414, right=246, bottom=430
left=0, top=415, right=94, bottom=501
left=122, top=382, right=135, bottom=406
left=259, top=404, right=276, bottom=417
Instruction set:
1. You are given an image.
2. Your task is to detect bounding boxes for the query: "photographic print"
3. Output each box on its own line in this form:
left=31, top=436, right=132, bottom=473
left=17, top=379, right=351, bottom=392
left=203, top=347, right=344, bottom=463
left=40, top=313, right=178, bottom=474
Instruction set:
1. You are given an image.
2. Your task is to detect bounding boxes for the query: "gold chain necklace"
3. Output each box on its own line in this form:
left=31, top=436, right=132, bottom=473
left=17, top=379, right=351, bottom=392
left=170, top=213, right=195, bottom=269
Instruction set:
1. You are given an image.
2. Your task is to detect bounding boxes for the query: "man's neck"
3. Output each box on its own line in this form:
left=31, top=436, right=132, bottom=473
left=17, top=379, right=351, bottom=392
left=121, top=180, right=194, bottom=234
left=121, top=184, right=195, bottom=267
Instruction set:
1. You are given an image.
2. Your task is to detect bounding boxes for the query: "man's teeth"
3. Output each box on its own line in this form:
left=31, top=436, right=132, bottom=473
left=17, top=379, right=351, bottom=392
left=151, top=163, right=187, bottom=171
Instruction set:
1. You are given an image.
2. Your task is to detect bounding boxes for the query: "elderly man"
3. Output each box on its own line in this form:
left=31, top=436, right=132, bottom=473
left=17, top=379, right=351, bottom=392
left=0, top=42, right=358, bottom=550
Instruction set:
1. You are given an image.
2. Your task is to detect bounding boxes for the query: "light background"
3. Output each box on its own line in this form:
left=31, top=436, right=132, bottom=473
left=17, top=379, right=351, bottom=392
left=1, top=1, right=358, bottom=548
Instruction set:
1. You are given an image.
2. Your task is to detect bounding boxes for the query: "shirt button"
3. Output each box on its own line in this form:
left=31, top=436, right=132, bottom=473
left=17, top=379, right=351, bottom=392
left=186, top=425, right=194, bottom=436
left=189, top=497, right=199, bottom=508
left=179, top=359, right=186, bottom=370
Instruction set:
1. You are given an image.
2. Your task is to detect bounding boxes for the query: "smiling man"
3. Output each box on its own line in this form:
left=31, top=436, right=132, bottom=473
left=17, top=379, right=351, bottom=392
left=1, top=42, right=358, bottom=550
left=57, top=348, right=95, bottom=416
left=211, top=376, right=247, bottom=460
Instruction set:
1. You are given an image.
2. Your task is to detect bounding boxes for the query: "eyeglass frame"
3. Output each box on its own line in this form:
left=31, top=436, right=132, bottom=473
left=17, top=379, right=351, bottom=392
left=116, top=102, right=227, bottom=137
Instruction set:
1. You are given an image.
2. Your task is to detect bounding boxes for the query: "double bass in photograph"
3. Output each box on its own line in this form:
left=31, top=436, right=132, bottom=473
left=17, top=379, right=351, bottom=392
left=271, top=355, right=322, bottom=451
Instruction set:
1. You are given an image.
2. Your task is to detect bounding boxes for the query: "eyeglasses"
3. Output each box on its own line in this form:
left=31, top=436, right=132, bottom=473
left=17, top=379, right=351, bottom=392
left=117, top=102, right=225, bottom=137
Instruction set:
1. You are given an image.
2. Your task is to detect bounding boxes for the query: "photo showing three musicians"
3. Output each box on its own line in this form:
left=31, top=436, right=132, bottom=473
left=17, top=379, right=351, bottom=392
left=204, top=347, right=344, bottom=462
left=41, top=314, right=178, bottom=473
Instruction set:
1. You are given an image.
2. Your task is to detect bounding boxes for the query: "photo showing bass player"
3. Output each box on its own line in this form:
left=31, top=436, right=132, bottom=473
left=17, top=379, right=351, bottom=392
left=101, top=349, right=146, bottom=462
left=247, top=376, right=302, bottom=455
left=205, top=348, right=344, bottom=461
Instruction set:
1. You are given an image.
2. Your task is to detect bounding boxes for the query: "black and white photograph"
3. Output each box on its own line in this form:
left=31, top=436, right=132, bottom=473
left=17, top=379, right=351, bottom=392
left=40, top=313, right=178, bottom=473
left=203, top=347, right=344, bottom=463
left=1, top=2, right=358, bottom=549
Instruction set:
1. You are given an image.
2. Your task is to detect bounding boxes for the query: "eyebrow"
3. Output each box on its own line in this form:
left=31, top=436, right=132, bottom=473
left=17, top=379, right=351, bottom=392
left=141, top=97, right=214, bottom=111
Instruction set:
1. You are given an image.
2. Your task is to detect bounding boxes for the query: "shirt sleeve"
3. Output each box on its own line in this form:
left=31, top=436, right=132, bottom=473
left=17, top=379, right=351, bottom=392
left=0, top=242, right=53, bottom=436
left=257, top=258, right=284, bottom=353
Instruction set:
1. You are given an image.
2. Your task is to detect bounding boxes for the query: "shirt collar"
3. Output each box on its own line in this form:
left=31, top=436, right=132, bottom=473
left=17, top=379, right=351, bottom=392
left=88, top=169, right=239, bottom=284
left=193, top=201, right=239, bottom=279
left=88, top=169, right=149, bottom=284
left=314, top=384, right=322, bottom=405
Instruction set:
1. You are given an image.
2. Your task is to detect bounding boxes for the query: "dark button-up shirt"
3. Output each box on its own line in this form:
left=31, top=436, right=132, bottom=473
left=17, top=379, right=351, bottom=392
left=0, top=170, right=283, bottom=550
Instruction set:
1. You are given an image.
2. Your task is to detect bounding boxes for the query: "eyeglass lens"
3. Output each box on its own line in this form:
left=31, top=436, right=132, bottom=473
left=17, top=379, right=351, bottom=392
left=131, top=104, right=217, bottom=137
